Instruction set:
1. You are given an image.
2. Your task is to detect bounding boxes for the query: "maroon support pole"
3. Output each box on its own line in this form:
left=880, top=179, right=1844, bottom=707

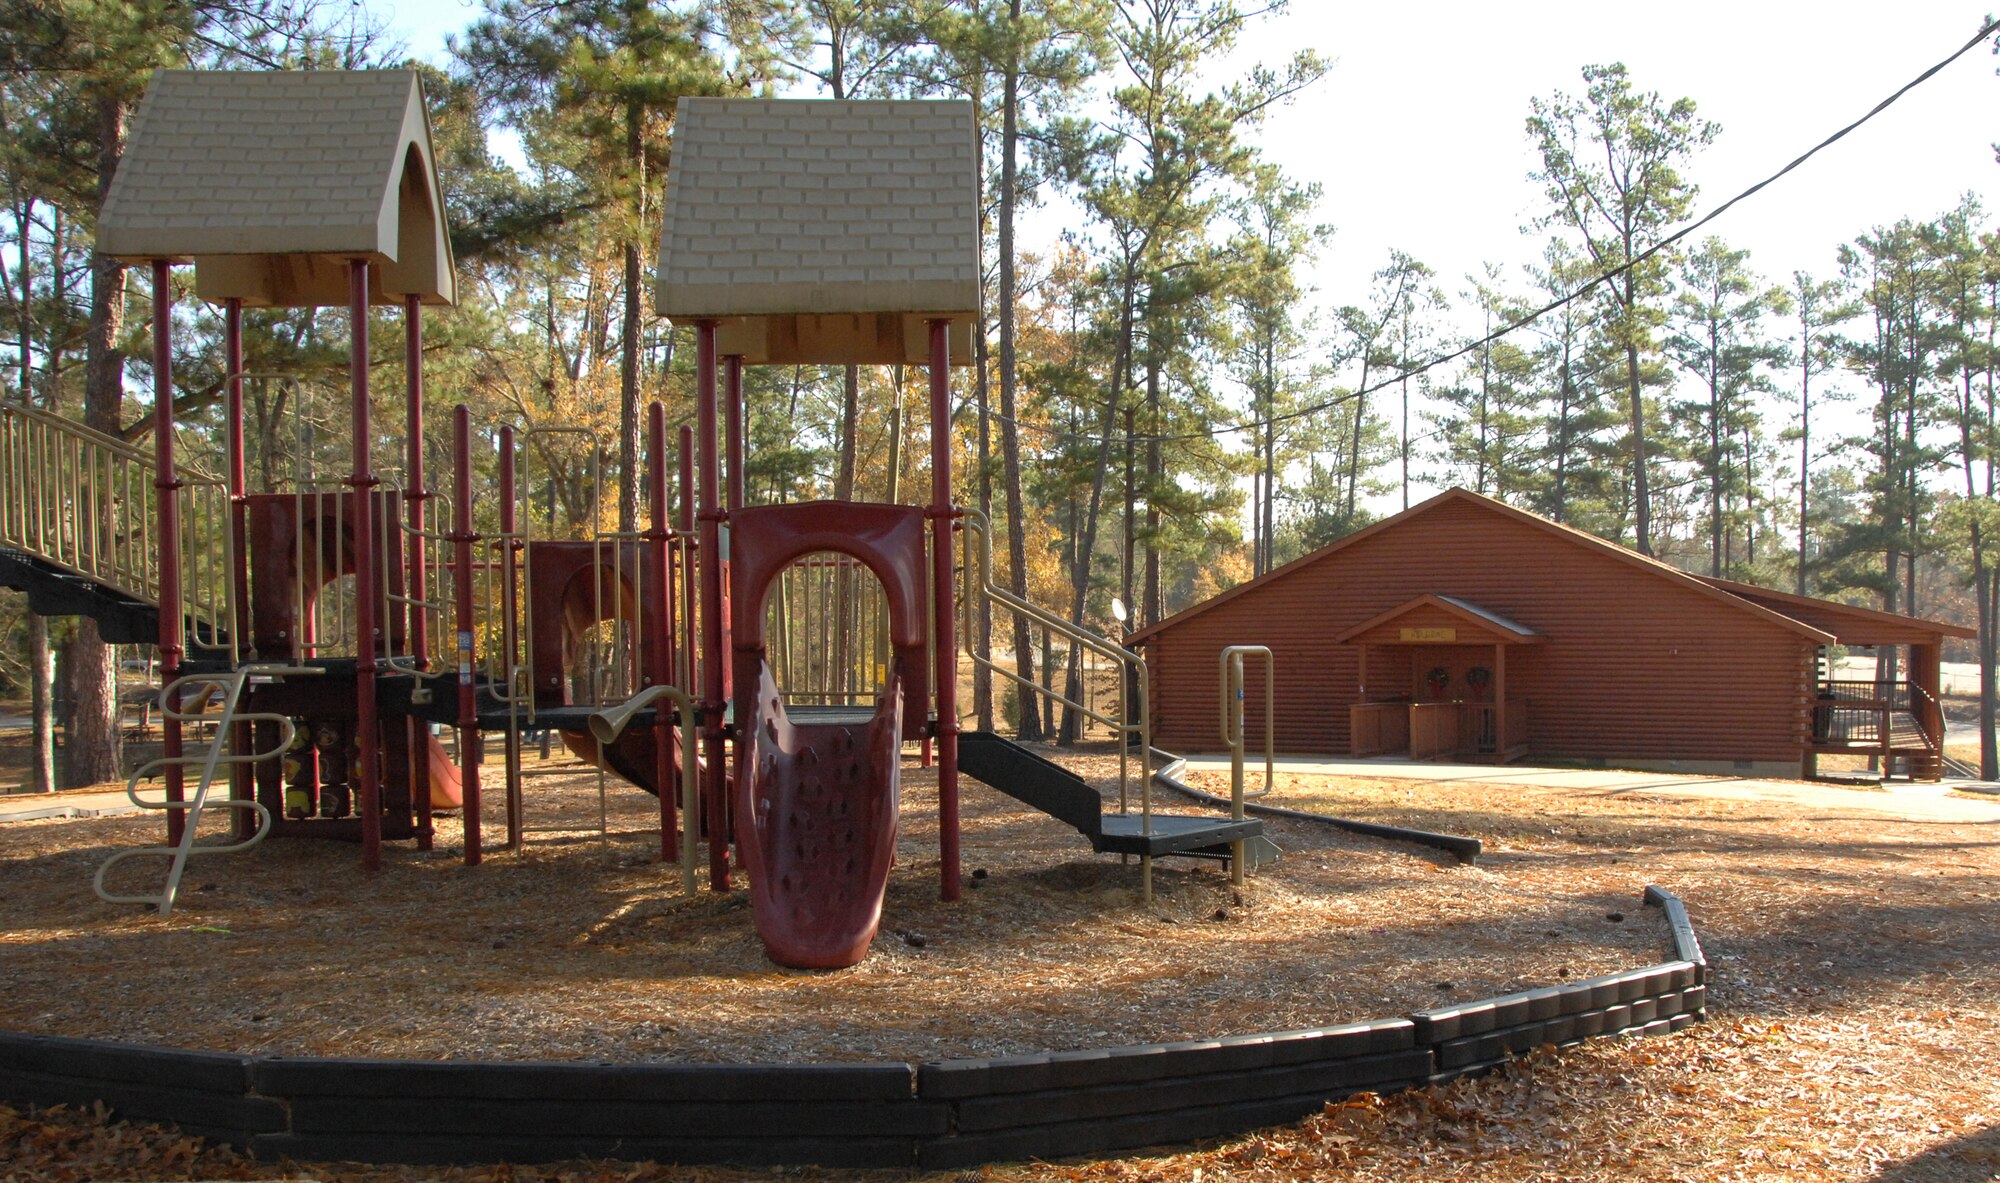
left=452, top=405, right=482, bottom=865
left=678, top=424, right=694, bottom=692
left=929, top=319, right=960, bottom=901
left=721, top=356, right=743, bottom=714
left=696, top=321, right=729, bottom=890
left=152, top=260, right=186, bottom=848
left=347, top=259, right=382, bottom=873
left=648, top=402, right=677, bottom=862
left=405, top=294, right=433, bottom=850
left=725, top=356, right=745, bottom=514
left=678, top=425, right=695, bottom=532
left=499, top=425, right=523, bottom=851
left=224, top=297, right=255, bottom=841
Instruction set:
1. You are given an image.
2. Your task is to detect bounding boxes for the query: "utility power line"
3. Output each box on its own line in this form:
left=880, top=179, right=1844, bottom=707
left=996, top=16, right=2000, bottom=448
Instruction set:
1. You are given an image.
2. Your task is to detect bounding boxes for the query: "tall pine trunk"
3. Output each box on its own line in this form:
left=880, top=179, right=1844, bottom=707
left=618, top=101, right=644, bottom=534
left=1059, top=264, right=1135, bottom=742
left=67, top=94, right=128, bottom=789
left=15, top=193, right=55, bottom=791
left=996, top=17, right=1040, bottom=740
left=972, top=308, right=994, bottom=731
left=1621, top=264, right=1651, bottom=556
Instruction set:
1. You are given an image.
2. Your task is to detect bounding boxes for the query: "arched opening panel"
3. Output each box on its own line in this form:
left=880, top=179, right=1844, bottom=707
left=762, top=551, right=892, bottom=710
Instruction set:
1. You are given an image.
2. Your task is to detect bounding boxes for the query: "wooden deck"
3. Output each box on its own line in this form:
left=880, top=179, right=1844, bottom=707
left=1810, top=680, right=1942, bottom=781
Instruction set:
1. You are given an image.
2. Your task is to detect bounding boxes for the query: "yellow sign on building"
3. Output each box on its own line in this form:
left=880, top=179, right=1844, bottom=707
left=1400, top=627, right=1457, bottom=642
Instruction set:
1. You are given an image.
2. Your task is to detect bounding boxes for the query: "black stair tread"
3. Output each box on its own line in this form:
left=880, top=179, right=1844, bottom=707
left=0, top=548, right=220, bottom=647
left=957, top=730, right=1105, bottom=836
left=957, top=730, right=1263, bottom=857
left=786, top=704, right=880, bottom=726
left=1095, top=814, right=1264, bottom=857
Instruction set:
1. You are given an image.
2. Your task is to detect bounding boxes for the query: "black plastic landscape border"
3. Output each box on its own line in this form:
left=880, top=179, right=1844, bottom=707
left=1148, top=752, right=1484, bottom=863
left=0, top=887, right=1708, bottom=1169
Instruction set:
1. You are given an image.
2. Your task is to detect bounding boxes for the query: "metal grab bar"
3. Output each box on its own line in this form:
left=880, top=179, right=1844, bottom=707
left=1219, top=645, right=1273, bottom=887
left=958, top=507, right=1160, bottom=899
left=94, top=666, right=322, bottom=916
left=377, top=477, right=454, bottom=680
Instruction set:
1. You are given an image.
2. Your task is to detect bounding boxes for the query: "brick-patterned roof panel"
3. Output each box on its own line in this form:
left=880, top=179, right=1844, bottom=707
left=654, top=98, right=981, bottom=317
left=97, top=70, right=422, bottom=257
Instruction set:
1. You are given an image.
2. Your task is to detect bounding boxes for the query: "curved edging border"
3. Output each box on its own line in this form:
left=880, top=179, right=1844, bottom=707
left=0, top=888, right=1708, bottom=1169
left=1150, top=750, right=1484, bottom=863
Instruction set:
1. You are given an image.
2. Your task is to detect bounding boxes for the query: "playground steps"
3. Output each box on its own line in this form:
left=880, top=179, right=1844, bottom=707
left=0, top=548, right=166, bottom=645
left=956, top=731, right=1263, bottom=860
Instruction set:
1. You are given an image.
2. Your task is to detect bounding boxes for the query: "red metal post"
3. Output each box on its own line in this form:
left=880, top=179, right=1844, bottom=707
left=929, top=318, right=960, bottom=901
left=648, top=401, right=677, bottom=861
left=678, top=426, right=695, bottom=532
left=405, top=294, right=433, bottom=850
left=348, top=259, right=382, bottom=872
left=720, top=357, right=742, bottom=715
left=452, top=405, right=482, bottom=865
left=224, top=297, right=249, bottom=645
left=678, top=424, right=694, bottom=692
left=224, top=297, right=255, bottom=841
left=725, top=356, right=745, bottom=514
left=152, top=260, right=186, bottom=848
left=499, top=424, right=523, bottom=851
left=696, top=321, right=730, bottom=890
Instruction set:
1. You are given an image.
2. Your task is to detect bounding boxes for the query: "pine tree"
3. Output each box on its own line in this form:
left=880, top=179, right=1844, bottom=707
left=1664, top=237, right=1785, bottom=578
left=1528, top=62, right=1716, bottom=556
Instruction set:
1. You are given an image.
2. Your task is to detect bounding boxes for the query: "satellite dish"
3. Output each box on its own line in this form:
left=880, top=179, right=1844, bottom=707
left=1110, top=597, right=1129, bottom=624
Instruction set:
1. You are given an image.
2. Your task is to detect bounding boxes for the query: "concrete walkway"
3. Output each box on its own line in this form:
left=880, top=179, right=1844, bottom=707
left=1175, top=753, right=2000, bottom=825
left=0, top=786, right=143, bottom=823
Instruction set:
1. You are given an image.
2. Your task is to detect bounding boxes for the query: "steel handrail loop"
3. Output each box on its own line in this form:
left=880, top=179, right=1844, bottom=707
left=1219, top=644, right=1274, bottom=887
left=94, top=665, right=324, bottom=916
left=587, top=684, right=702, bottom=894
left=957, top=507, right=1159, bottom=898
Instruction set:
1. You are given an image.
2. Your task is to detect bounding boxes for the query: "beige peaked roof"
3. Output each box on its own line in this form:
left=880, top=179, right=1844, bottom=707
left=97, top=69, right=456, bottom=307
left=654, top=98, right=980, bottom=365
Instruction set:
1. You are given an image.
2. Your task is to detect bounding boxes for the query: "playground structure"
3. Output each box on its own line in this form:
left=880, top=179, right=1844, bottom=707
left=0, top=74, right=1266, bottom=968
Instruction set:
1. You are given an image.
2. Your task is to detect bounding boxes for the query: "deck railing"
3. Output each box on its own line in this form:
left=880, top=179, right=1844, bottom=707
left=0, top=401, right=236, bottom=660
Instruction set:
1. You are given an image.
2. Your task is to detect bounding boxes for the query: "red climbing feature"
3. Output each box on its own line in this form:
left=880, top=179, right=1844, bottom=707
left=728, top=501, right=932, bottom=968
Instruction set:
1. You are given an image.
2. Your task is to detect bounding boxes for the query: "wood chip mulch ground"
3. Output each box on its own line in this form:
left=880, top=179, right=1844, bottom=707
left=1, top=751, right=1996, bottom=1181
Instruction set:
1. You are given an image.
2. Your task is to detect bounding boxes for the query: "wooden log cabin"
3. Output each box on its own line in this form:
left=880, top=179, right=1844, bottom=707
left=1126, top=489, right=1973, bottom=781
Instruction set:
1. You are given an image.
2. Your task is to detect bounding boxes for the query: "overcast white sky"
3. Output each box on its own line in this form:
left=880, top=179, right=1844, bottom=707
left=375, top=1, right=1998, bottom=503
left=379, top=1, right=1998, bottom=311
left=1257, top=3, right=1998, bottom=311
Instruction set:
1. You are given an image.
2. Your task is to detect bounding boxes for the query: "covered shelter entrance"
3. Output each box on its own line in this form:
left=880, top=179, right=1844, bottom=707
left=1339, top=594, right=1539, bottom=762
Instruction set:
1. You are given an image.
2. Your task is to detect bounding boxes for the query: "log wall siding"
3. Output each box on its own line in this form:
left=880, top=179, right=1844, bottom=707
left=1143, top=499, right=1816, bottom=762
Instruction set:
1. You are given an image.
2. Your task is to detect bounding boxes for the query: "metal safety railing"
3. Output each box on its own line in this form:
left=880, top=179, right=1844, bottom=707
left=587, top=684, right=701, bottom=893
left=1219, top=644, right=1273, bottom=886
left=0, top=402, right=239, bottom=660
left=959, top=507, right=1153, bottom=823
left=766, top=551, right=893, bottom=708
left=380, top=477, right=454, bottom=679
left=93, top=666, right=320, bottom=915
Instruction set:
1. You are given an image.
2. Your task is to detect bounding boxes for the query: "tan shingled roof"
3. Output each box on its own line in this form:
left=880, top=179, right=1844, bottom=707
left=654, top=98, right=979, bottom=365
left=97, top=69, right=456, bottom=307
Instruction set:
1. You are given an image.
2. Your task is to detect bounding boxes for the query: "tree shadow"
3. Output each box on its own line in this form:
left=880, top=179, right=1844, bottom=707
left=1870, top=1124, right=2000, bottom=1182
